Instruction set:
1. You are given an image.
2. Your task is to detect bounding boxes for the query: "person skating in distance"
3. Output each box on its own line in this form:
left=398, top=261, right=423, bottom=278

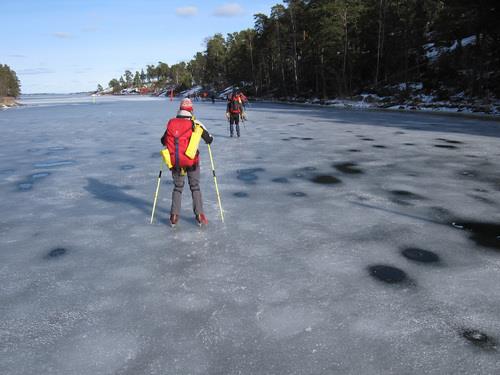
left=226, top=91, right=244, bottom=137
left=160, top=98, right=213, bottom=227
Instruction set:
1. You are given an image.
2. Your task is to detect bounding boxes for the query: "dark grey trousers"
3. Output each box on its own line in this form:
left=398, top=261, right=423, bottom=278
left=170, top=165, right=203, bottom=216
left=229, top=114, right=240, bottom=136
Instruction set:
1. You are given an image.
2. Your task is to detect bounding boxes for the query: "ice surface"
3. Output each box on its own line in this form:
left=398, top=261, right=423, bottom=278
left=1, top=95, right=500, bottom=374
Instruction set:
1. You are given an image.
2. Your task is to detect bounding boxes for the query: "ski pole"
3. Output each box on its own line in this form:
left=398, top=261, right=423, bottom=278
left=150, top=161, right=163, bottom=224
left=207, top=144, right=224, bottom=223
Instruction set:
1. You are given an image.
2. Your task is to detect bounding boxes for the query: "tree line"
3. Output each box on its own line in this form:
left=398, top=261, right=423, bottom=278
left=103, top=0, right=500, bottom=99
left=0, top=64, right=21, bottom=97
left=105, top=62, right=193, bottom=94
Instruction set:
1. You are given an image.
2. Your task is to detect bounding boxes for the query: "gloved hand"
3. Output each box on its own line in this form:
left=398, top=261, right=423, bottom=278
left=225, top=112, right=230, bottom=120
left=206, top=135, right=214, bottom=145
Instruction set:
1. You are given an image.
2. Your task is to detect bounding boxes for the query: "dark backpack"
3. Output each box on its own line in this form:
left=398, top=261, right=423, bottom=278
left=230, top=97, right=241, bottom=114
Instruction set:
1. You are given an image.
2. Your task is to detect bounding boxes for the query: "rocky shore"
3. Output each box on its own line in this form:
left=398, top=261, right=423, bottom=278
left=0, top=97, right=18, bottom=108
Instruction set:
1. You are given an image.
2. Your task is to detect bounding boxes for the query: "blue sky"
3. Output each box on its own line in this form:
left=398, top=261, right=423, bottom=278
left=1, top=0, right=282, bottom=93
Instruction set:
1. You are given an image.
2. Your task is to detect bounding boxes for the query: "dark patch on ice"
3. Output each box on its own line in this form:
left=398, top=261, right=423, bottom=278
left=282, top=138, right=291, bottom=141
left=361, top=138, right=374, bottom=141
left=436, top=138, right=463, bottom=144
left=120, top=165, right=135, bottom=170
left=289, top=192, right=307, bottom=197
left=401, top=248, right=440, bottom=263
left=272, top=177, right=289, bottom=183
left=461, top=329, right=497, bottom=350
left=368, top=265, right=408, bottom=284
left=237, top=168, right=265, bottom=183
left=303, top=166, right=317, bottom=171
left=151, top=152, right=159, bottom=158
left=238, top=174, right=258, bottom=182
left=18, top=182, right=33, bottom=191
left=474, top=188, right=489, bottom=193
left=0, top=169, right=15, bottom=175
left=17, top=172, right=51, bottom=191
left=287, top=136, right=314, bottom=141
left=311, top=175, right=342, bottom=184
left=394, top=131, right=406, bottom=135
left=348, top=149, right=361, bottom=153
left=373, top=145, right=387, bottom=149
left=434, top=144, right=458, bottom=149
left=46, top=248, right=67, bottom=259
left=404, top=143, right=415, bottom=146
left=460, top=170, right=476, bottom=177
left=101, top=150, right=113, bottom=155
left=233, top=192, right=248, bottom=198
left=238, top=168, right=266, bottom=174
left=465, top=154, right=478, bottom=158
left=451, top=221, right=500, bottom=251
left=33, top=160, right=76, bottom=168
left=334, top=162, right=363, bottom=174
left=390, top=190, right=423, bottom=200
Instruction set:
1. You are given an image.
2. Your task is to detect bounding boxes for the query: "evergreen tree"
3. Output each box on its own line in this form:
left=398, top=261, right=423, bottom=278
left=0, top=64, right=21, bottom=97
left=133, top=71, right=142, bottom=87
left=204, top=34, right=227, bottom=89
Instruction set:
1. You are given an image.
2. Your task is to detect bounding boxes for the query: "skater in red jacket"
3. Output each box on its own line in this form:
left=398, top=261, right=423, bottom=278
left=160, top=98, right=213, bottom=227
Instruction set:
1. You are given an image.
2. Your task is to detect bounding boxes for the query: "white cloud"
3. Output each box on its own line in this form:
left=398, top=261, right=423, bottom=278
left=176, top=6, right=198, bottom=17
left=52, top=32, right=72, bottom=39
left=213, top=3, right=244, bottom=17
